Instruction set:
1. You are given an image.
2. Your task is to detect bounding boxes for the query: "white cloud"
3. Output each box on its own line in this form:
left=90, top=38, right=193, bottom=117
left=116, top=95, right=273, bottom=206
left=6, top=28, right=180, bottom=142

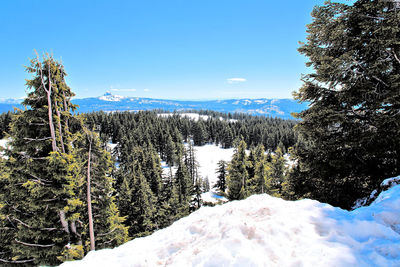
left=227, top=78, right=247, bottom=84
left=143, top=88, right=150, bottom=92
left=111, top=89, right=137, bottom=92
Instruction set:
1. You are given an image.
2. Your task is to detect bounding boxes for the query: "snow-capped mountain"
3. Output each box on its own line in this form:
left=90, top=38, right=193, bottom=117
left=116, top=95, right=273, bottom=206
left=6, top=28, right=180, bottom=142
left=73, top=93, right=307, bottom=119
left=0, top=92, right=308, bottom=119
left=61, top=177, right=400, bottom=266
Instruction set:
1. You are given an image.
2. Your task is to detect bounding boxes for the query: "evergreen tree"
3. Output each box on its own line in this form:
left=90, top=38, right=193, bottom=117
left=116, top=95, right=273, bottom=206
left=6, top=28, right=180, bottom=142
left=74, top=129, right=128, bottom=251
left=292, top=0, right=400, bottom=208
left=214, top=160, right=227, bottom=194
left=117, top=162, right=157, bottom=238
left=226, top=140, right=249, bottom=200
left=193, top=121, right=207, bottom=146
left=266, top=146, right=286, bottom=196
left=0, top=54, right=128, bottom=264
left=174, top=160, right=192, bottom=208
left=247, top=144, right=267, bottom=195
left=202, top=177, right=210, bottom=193
left=0, top=54, right=80, bottom=265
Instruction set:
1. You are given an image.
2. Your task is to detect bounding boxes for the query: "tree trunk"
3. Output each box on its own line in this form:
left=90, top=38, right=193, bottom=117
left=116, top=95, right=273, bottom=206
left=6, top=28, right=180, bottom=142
left=62, top=92, right=70, bottom=133
left=55, top=102, right=65, bottom=153
left=59, top=210, right=69, bottom=234
left=87, top=137, right=95, bottom=251
left=46, top=62, right=58, bottom=152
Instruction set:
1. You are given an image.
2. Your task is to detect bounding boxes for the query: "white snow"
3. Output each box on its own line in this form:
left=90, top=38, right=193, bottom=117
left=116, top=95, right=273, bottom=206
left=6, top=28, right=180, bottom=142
left=0, top=138, right=10, bottom=159
left=200, top=191, right=228, bottom=204
left=99, top=92, right=125, bottom=102
left=106, top=142, right=118, bottom=153
left=353, top=176, right=400, bottom=209
left=381, top=176, right=400, bottom=187
left=194, top=144, right=234, bottom=187
left=157, top=113, right=237, bottom=123
left=60, top=177, right=400, bottom=267
left=158, top=113, right=211, bottom=121
left=0, top=139, right=8, bottom=148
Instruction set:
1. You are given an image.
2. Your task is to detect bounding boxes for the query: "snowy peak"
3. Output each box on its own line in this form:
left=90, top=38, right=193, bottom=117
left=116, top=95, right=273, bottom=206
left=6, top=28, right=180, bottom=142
left=0, top=97, right=23, bottom=104
left=98, top=92, right=126, bottom=102
left=61, top=178, right=400, bottom=266
left=0, top=92, right=307, bottom=119
left=71, top=94, right=308, bottom=119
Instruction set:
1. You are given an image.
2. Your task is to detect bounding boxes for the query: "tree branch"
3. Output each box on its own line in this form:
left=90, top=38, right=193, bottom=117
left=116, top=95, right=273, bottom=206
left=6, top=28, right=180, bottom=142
left=23, top=137, right=53, bottom=142
left=15, top=239, right=55, bottom=248
left=392, top=50, right=400, bottom=64
left=0, top=258, right=35, bottom=264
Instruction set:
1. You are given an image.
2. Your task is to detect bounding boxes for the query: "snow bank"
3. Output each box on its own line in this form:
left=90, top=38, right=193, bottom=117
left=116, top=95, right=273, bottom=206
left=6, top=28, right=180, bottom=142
left=61, top=179, right=400, bottom=267
left=353, top=176, right=400, bottom=209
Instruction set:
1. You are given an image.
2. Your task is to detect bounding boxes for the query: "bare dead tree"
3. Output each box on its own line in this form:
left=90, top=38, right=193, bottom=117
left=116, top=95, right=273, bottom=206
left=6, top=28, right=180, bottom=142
left=35, top=51, right=57, bottom=152
left=86, top=131, right=95, bottom=251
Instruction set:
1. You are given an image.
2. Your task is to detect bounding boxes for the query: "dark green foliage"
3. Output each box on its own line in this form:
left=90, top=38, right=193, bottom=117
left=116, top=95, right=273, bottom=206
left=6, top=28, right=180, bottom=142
left=227, top=140, right=249, bottom=200
left=266, top=146, right=286, bottom=196
left=0, top=111, right=14, bottom=139
left=83, top=110, right=298, bottom=154
left=0, top=55, right=127, bottom=265
left=74, top=130, right=129, bottom=249
left=174, top=160, right=193, bottom=207
left=214, top=160, right=228, bottom=193
left=247, top=145, right=267, bottom=194
left=291, top=0, right=400, bottom=209
left=202, top=177, right=210, bottom=193
left=0, top=54, right=79, bottom=265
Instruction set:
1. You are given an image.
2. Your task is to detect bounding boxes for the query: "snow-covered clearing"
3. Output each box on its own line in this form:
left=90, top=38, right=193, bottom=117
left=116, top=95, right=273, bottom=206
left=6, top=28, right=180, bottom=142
left=157, top=113, right=238, bottom=122
left=158, top=113, right=212, bottom=121
left=194, top=144, right=234, bottom=187
left=61, top=176, right=400, bottom=267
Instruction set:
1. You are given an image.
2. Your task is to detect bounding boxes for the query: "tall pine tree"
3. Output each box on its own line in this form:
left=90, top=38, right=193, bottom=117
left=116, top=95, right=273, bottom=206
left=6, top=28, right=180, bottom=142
left=292, top=0, right=400, bottom=208
left=226, top=139, right=249, bottom=200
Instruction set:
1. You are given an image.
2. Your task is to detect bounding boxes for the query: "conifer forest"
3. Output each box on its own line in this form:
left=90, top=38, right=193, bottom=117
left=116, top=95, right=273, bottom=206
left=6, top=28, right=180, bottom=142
left=1, top=0, right=400, bottom=265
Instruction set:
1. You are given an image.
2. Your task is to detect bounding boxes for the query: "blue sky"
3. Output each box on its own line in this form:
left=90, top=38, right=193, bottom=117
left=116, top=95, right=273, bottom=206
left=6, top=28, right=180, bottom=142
left=1, top=0, right=332, bottom=100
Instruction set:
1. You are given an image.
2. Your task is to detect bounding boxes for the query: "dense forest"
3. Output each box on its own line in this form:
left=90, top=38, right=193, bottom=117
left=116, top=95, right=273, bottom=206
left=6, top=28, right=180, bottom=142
left=1, top=0, right=399, bottom=265
left=0, top=59, right=296, bottom=264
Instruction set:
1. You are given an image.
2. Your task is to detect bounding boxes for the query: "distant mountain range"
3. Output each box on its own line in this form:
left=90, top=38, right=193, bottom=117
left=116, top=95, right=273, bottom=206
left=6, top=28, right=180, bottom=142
left=0, top=92, right=308, bottom=119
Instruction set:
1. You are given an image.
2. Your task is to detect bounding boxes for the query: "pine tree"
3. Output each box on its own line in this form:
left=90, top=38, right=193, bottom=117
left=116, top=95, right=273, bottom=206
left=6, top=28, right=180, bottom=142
left=0, top=54, right=128, bottom=264
left=226, top=140, right=249, bottom=200
left=174, top=160, right=192, bottom=208
left=74, top=129, right=128, bottom=251
left=247, top=144, right=267, bottom=195
left=214, top=160, right=227, bottom=194
left=193, top=121, right=207, bottom=146
left=202, top=177, right=210, bottom=193
left=292, top=0, right=400, bottom=208
left=265, top=146, right=286, bottom=196
left=117, top=162, right=157, bottom=238
left=0, top=54, right=81, bottom=265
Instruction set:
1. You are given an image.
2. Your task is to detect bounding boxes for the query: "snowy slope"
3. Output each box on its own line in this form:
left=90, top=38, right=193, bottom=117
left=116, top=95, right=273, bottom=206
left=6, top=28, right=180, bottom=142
left=61, top=177, right=400, bottom=267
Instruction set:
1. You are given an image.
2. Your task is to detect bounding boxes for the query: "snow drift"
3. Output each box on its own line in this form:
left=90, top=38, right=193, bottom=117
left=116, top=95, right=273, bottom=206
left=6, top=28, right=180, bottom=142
left=61, top=178, right=400, bottom=267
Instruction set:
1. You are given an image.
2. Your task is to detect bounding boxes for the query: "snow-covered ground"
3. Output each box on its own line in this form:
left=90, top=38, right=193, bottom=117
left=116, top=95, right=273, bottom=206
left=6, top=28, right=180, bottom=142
left=157, top=113, right=238, bottom=122
left=194, top=144, right=234, bottom=187
left=158, top=113, right=212, bottom=121
left=61, top=176, right=400, bottom=267
left=0, top=138, right=10, bottom=159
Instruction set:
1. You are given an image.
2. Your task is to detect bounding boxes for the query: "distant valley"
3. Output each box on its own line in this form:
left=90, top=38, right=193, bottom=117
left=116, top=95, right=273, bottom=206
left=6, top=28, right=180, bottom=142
left=0, top=92, right=307, bottom=119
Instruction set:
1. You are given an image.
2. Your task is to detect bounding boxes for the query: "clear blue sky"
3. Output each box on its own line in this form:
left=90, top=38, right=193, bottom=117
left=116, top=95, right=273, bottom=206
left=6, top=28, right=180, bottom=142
left=1, top=0, right=334, bottom=100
